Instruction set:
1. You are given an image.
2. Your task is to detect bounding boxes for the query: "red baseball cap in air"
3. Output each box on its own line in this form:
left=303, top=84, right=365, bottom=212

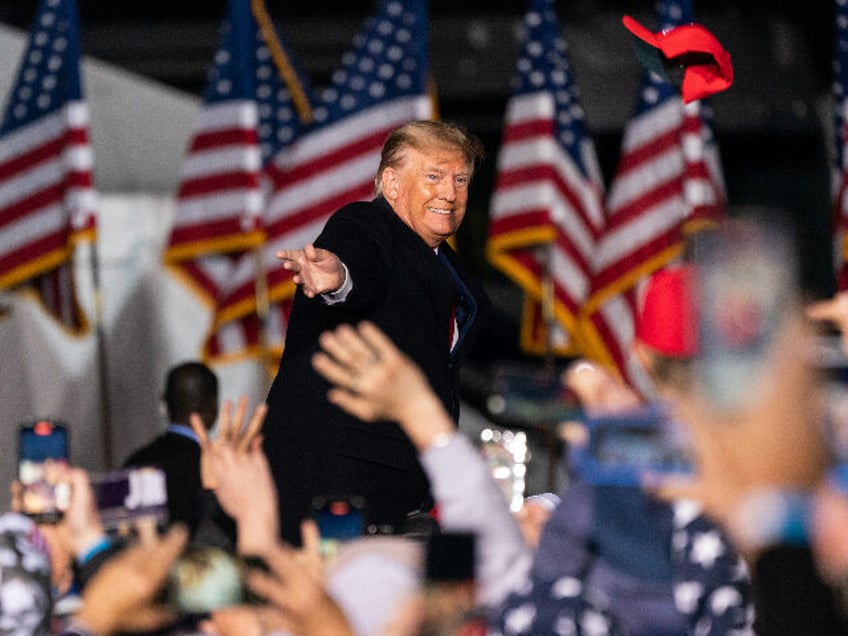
left=636, top=265, right=699, bottom=358
left=622, top=15, right=733, bottom=104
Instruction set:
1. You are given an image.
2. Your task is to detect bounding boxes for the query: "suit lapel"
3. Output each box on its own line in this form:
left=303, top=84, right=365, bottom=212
left=382, top=203, right=457, bottom=344
left=439, top=247, right=478, bottom=357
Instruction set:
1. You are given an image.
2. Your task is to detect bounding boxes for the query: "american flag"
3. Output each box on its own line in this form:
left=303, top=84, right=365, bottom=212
left=832, top=0, right=848, bottom=291
left=486, top=0, right=605, bottom=357
left=0, top=0, right=96, bottom=332
left=208, top=0, right=433, bottom=362
left=582, top=0, right=725, bottom=390
left=164, top=0, right=315, bottom=354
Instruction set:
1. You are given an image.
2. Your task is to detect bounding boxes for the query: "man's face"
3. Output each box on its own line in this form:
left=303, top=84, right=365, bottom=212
left=381, top=145, right=472, bottom=248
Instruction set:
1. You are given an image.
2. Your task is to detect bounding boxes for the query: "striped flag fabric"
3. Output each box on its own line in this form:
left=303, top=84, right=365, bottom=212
left=832, top=0, right=848, bottom=291
left=582, top=0, right=726, bottom=390
left=164, top=0, right=315, bottom=335
left=486, top=0, right=605, bottom=357
left=0, top=0, right=96, bottom=332
left=207, top=0, right=434, bottom=362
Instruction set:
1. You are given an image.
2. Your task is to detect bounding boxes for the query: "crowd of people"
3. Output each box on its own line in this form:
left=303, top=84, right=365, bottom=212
left=6, top=119, right=848, bottom=635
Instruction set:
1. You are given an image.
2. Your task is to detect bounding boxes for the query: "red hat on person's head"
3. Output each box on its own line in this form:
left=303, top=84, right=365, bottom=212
left=621, top=15, right=733, bottom=104
left=636, top=265, right=698, bottom=358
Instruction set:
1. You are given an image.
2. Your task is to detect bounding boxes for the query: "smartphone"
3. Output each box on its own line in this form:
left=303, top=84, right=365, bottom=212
left=569, top=404, right=693, bottom=487
left=312, top=494, right=365, bottom=562
left=18, top=421, right=70, bottom=523
left=90, top=467, right=169, bottom=532
left=486, top=362, right=582, bottom=427
left=425, top=531, right=476, bottom=583
left=693, top=219, right=798, bottom=412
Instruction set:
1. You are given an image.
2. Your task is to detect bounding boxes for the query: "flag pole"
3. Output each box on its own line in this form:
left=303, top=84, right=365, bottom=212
left=253, top=245, right=273, bottom=391
left=89, top=241, right=114, bottom=468
left=541, top=243, right=557, bottom=378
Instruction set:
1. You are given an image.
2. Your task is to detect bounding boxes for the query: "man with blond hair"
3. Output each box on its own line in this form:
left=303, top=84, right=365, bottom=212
left=264, top=121, right=491, bottom=544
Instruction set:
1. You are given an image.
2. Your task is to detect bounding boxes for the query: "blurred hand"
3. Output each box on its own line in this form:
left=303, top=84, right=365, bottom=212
left=643, top=313, right=830, bottom=557
left=311, top=321, right=454, bottom=450
left=73, top=524, right=188, bottom=635
left=811, top=480, right=848, bottom=583
left=515, top=497, right=556, bottom=550
left=190, top=398, right=275, bottom=556
left=190, top=396, right=266, bottom=490
left=16, top=467, right=106, bottom=594
left=60, top=468, right=107, bottom=558
left=206, top=437, right=278, bottom=558
left=244, top=521, right=352, bottom=636
left=562, top=359, right=642, bottom=416
left=807, top=291, right=848, bottom=354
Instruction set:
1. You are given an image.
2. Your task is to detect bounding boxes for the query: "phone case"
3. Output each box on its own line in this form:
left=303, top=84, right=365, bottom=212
left=18, top=421, right=70, bottom=522
left=694, top=219, right=797, bottom=412
left=569, top=404, right=693, bottom=487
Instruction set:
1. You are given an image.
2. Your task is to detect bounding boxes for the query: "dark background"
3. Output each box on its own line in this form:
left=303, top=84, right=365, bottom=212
left=0, top=0, right=838, bottom=365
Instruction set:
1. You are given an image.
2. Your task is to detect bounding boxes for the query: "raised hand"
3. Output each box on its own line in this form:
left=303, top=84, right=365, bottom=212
left=190, top=396, right=267, bottom=489
left=73, top=524, right=188, bottom=635
left=643, top=313, right=830, bottom=559
left=311, top=321, right=454, bottom=450
left=189, top=398, right=276, bottom=556
left=244, top=520, right=353, bottom=636
left=807, top=291, right=848, bottom=355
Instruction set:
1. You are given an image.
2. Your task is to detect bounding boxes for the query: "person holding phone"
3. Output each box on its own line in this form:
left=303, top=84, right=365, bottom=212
left=18, top=420, right=71, bottom=524
left=309, top=266, right=752, bottom=634
left=503, top=265, right=752, bottom=636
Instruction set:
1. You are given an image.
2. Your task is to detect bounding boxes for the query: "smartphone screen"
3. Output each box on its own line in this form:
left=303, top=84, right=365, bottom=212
left=570, top=405, right=693, bottom=487
left=425, top=531, right=476, bottom=583
left=486, top=362, right=582, bottom=427
left=312, top=495, right=365, bottom=563
left=18, top=421, right=70, bottom=522
left=90, top=467, right=169, bottom=532
left=694, top=219, right=797, bottom=412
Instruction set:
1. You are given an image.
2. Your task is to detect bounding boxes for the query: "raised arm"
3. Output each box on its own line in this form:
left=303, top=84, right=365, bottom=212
left=190, top=398, right=277, bottom=557
left=311, top=321, right=532, bottom=609
left=311, top=321, right=455, bottom=446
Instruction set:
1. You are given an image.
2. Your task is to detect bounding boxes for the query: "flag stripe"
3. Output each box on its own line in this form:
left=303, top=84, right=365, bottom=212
left=582, top=0, right=725, bottom=388
left=204, top=0, right=432, bottom=361
left=487, top=0, right=605, bottom=357
left=0, top=0, right=96, bottom=335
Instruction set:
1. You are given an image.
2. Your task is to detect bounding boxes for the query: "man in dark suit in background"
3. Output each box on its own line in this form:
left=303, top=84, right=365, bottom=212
left=265, top=120, right=491, bottom=544
left=122, top=361, right=218, bottom=534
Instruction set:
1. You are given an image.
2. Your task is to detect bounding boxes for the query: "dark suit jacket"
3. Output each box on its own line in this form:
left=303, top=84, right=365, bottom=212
left=263, top=197, right=490, bottom=544
left=122, top=430, right=203, bottom=533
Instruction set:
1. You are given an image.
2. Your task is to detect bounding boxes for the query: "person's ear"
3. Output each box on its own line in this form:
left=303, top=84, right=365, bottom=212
left=381, top=168, right=399, bottom=201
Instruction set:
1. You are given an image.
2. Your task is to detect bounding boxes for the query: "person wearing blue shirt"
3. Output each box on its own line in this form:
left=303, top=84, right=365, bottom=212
left=122, top=361, right=218, bottom=534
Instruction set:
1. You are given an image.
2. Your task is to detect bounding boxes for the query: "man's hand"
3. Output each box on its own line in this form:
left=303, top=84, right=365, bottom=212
left=277, top=244, right=345, bottom=298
